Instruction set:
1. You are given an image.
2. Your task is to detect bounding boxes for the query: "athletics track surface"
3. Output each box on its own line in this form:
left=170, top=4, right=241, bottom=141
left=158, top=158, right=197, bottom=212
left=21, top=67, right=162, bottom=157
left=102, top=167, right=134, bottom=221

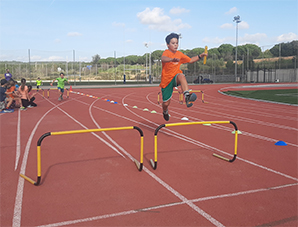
left=1, top=83, right=297, bottom=227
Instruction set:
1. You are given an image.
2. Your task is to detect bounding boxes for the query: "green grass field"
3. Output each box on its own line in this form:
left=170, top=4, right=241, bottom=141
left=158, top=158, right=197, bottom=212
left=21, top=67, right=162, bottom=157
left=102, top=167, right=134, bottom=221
left=223, top=89, right=298, bottom=105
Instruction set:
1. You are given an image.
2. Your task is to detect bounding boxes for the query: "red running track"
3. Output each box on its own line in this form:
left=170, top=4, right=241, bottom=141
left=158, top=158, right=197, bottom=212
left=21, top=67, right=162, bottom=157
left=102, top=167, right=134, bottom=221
left=1, top=83, right=297, bottom=227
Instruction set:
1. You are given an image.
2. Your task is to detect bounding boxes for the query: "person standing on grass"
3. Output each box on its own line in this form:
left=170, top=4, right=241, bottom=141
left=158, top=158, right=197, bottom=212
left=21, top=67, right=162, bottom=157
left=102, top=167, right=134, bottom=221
left=50, top=72, right=69, bottom=101
left=160, top=33, right=208, bottom=121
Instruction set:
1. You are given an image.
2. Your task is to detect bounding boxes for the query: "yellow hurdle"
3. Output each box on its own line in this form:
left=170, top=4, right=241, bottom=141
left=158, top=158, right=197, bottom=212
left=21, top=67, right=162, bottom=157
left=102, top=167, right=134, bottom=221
left=20, top=126, right=144, bottom=186
left=41, top=88, right=70, bottom=99
left=158, top=90, right=208, bottom=105
left=150, top=121, right=239, bottom=170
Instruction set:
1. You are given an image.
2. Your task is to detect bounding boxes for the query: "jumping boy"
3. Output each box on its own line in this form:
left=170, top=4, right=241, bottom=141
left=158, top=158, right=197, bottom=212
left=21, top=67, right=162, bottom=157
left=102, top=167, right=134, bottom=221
left=160, top=33, right=208, bottom=121
left=50, top=72, right=69, bottom=101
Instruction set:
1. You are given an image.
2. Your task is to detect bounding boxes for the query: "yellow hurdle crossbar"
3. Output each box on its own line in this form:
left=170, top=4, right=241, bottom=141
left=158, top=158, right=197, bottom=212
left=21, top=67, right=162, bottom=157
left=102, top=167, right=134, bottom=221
left=150, top=121, right=239, bottom=170
left=20, top=126, right=144, bottom=186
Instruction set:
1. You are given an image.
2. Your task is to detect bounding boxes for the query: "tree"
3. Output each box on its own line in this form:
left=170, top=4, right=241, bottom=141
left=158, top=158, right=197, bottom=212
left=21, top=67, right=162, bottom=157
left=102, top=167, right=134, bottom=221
left=208, top=48, right=220, bottom=57
left=270, top=40, right=298, bottom=57
left=92, top=54, right=101, bottom=66
left=263, top=49, right=274, bottom=58
left=151, top=50, right=163, bottom=61
left=226, top=60, right=234, bottom=70
left=244, top=44, right=261, bottom=58
left=125, top=55, right=138, bottom=65
left=218, top=44, right=234, bottom=61
left=185, top=48, right=204, bottom=57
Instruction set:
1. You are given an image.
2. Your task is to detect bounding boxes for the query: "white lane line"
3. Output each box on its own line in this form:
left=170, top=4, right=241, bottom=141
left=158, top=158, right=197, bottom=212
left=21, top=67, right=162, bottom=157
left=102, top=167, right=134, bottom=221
left=14, top=92, right=297, bottom=227
left=13, top=106, right=58, bottom=227
left=56, top=103, right=126, bottom=159
left=143, top=166, right=225, bottom=227
left=15, top=109, right=21, bottom=170
left=146, top=92, right=298, bottom=148
left=89, top=99, right=127, bottom=159
left=85, top=93, right=298, bottom=183
left=12, top=99, right=127, bottom=227
left=36, top=182, right=298, bottom=227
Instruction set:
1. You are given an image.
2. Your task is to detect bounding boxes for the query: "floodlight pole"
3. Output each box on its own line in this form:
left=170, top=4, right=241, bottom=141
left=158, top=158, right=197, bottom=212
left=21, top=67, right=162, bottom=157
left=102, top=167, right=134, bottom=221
left=233, top=15, right=241, bottom=82
left=178, top=33, right=182, bottom=50
left=28, top=49, right=31, bottom=84
left=145, top=43, right=152, bottom=83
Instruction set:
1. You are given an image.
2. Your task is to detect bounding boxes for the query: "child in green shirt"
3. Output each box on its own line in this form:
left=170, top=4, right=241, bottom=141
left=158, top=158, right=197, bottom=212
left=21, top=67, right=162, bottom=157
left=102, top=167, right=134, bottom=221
left=50, top=73, right=69, bottom=101
left=36, top=77, right=42, bottom=90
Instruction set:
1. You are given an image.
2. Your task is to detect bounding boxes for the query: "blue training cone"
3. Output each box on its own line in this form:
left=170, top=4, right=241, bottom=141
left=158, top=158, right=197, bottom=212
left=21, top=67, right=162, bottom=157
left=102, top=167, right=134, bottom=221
left=275, top=141, right=287, bottom=146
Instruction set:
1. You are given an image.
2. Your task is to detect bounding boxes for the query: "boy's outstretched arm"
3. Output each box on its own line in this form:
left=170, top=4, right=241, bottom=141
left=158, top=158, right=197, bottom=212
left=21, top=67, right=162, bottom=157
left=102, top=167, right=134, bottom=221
left=50, top=79, right=56, bottom=86
left=189, top=52, right=208, bottom=64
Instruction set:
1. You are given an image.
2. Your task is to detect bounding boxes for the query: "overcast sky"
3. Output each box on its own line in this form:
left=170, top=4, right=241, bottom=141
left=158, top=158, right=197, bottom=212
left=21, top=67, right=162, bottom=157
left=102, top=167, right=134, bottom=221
left=1, top=0, right=297, bottom=62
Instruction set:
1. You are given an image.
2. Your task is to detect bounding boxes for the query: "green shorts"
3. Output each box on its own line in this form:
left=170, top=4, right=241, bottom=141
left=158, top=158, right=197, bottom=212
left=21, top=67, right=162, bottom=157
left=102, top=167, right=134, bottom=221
left=161, top=74, right=179, bottom=102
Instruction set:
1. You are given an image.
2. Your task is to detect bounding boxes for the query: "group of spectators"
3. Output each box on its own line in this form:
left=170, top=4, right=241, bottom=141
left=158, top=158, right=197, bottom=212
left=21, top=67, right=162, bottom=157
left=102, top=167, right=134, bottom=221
left=0, top=69, right=37, bottom=113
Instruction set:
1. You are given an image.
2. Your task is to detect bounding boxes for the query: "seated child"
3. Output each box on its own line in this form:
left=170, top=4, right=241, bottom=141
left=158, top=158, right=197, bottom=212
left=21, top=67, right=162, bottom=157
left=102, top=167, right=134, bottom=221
left=6, top=79, right=21, bottom=109
left=18, top=78, right=30, bottom=110
left=27, top=85, right=37, bottom=107
left=0, top=79, right=14, bottom=112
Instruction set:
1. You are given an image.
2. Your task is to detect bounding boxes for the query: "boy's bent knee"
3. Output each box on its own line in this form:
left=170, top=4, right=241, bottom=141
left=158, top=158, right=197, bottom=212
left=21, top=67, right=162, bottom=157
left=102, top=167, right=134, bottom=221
left=176, top=73, right=186, bottom=83
left=162, top=100, right=170, bottom=108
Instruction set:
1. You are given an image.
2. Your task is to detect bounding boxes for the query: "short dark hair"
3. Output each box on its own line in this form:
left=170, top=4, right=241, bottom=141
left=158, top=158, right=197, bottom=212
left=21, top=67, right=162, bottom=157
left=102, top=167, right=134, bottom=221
left=165, top=33, right=179, bottom=44
left=1, top=79, right=7, bottom=85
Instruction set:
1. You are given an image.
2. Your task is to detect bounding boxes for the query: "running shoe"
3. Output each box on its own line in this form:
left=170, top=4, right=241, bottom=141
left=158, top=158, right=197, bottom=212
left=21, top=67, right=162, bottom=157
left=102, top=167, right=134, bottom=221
left=20, top=106, right=27, bottom=111
left=3, top=109, right=14, bottom=113
left=163, top=111, right=170, bottom=121
left=185, top=93, right=197, bottom=107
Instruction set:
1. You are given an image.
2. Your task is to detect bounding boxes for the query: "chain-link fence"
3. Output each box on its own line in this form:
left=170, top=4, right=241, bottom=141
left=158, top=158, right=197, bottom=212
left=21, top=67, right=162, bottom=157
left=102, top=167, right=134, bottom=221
left=1, top=45, right=297, bottom=85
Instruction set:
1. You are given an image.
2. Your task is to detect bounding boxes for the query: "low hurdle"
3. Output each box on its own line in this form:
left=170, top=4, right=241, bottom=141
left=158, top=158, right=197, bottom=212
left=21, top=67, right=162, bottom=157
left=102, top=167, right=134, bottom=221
left=157, top=90, right=207, bottom=105
left=150, top=121, right=239, bottom=170
left=176, top=90, right=208, bottom=104
left=41, top=88, right=50, bottom=98
left=20, top=126, right=144, bottom=186
left=41, top=88, right=70, bottom=99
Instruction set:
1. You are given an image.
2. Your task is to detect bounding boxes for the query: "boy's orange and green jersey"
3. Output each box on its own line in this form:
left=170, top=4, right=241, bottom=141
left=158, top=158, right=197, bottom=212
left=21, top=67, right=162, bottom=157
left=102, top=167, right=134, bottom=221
left=160, top=49, right=191, bottom=88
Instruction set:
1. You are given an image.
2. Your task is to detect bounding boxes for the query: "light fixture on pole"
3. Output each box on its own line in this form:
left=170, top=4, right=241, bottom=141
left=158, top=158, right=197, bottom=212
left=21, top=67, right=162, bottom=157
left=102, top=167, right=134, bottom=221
left=233, top=15, right=241, bottom=81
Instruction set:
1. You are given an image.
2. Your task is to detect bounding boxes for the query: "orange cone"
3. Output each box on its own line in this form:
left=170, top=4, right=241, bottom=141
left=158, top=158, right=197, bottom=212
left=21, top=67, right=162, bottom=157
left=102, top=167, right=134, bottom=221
left=70, top=85, right=73, bottom=92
